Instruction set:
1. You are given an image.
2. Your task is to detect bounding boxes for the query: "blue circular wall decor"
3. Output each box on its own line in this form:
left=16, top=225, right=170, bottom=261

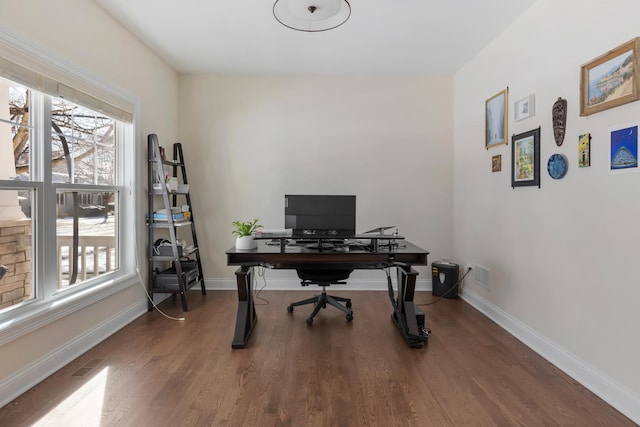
left=547, top=153, right=568, bottom=179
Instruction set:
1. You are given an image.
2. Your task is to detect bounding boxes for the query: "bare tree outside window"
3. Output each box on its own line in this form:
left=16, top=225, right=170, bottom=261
left=2, top=79, right=119, bottom=298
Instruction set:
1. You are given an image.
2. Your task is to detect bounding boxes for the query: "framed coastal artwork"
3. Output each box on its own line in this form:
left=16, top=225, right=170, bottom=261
left=511, top=127, right=540, bottom=188
left=580, top=38, right=640, bottom=116
left=485, top=88, right=508, bottom=149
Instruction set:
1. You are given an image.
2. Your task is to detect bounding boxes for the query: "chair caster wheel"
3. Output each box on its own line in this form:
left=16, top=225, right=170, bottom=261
left=287, top=305, right=294, bottom=313
left=306, top=317, right=314, bottom=325
left=346, top=301, right=352, bottom=309
left=346, top=313, right=353, bottom=321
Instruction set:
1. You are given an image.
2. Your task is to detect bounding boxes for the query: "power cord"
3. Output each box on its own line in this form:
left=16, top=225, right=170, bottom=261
left=133, top=203, right=185, bottom=321
left=253, top=265, right=270, bottom=305
left=135, top=264, right=186, bottom=321
left=417, top=266, right=472, bottom=307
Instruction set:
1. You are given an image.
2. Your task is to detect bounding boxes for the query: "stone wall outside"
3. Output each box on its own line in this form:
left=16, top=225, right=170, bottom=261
left=0, top=218, right=32, bottom=309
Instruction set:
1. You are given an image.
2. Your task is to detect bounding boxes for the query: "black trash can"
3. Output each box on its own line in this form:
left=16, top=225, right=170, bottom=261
left=431, top=261, right=460, bottom=298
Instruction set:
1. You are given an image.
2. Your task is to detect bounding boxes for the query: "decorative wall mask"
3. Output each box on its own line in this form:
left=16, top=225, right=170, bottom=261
left=552, top=97, right=567, bottom=146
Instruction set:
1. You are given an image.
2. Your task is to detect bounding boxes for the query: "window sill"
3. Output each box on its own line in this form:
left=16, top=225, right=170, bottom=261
left=0, top=273, right=140, bottom=346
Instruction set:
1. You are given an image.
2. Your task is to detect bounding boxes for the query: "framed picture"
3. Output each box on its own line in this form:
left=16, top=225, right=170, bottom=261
left=511, top=127, right=540, bottom=188
left=485, top=88, right=508, bottom=149
left=580, top=37, right=640, bottom=116
left=609, top=124, right=638, bottom=173
left=514, top=94, right=535, bottom=121
left=578, top=133, right=591, bottom=167
left=492, top=155, right=502, bottom=172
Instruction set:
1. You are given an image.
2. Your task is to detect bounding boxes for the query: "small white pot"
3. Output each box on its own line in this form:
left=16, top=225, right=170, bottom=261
left=235, top=235, right=257, bottom=250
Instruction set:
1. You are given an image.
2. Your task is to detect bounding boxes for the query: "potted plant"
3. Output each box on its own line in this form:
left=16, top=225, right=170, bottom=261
left=232, top=219, right=262, bottom=249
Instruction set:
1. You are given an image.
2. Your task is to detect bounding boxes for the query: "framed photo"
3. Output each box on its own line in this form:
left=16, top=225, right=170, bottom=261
left=578, top=133, right=591, bottom=167
left=485, top=88, right=508, bottom=149
left=514, top=94, right=535, bottom=121
left=492, top=155, right=502, bottom=172
left=580, top=37, right=640, bottom=116
left=511, top=127, right=540, bottom=188
left=609, top=124, right=638, bottom=173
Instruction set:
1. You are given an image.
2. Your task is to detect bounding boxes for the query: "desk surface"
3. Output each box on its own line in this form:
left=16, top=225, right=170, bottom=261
left=226, top=240, right=429, bottom=268
left=226, top=239, right=430, bottom=348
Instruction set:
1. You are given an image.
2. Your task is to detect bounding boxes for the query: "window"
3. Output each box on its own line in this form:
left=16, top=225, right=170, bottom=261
left=0, top=52, right=136, bottom=336
left=1, top=79, right=35, bottom=308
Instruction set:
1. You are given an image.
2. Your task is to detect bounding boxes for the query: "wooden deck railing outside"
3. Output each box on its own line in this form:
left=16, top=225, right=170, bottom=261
left=56, top=235, right=117, bottom=288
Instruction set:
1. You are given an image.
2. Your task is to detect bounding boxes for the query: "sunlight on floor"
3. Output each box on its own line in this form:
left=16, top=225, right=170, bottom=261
left=32, top=366, right=109, bottom=427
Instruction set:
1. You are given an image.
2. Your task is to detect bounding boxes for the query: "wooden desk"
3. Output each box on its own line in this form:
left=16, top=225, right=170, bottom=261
left=226, top=239, right=430, bottom=348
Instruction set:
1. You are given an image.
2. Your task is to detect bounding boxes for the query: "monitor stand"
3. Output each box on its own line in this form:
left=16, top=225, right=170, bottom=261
left=304, top=239, right=341, bottom=250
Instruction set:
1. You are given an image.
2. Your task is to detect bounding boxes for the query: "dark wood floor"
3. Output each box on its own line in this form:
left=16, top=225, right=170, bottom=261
left=0, top=290, right=635, bottom=426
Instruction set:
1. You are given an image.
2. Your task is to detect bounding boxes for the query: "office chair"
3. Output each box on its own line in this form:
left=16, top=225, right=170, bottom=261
left=287, top=269, right=354, bottom=325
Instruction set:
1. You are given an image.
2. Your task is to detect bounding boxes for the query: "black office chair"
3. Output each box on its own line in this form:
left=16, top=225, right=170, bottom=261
left=287, top=269, right=354, bottom=325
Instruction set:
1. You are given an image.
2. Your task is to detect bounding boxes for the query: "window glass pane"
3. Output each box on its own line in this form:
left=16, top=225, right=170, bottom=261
left=0, top=77, right=31, bottom=181
left=0, top=189, right=34, bottom=311
left=51, top=98, right=116, bottom=185
left=56, top=190, right=118, bottom=290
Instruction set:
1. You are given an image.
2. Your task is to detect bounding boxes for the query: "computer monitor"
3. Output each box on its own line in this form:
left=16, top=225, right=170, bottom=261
left=284, top=194, right=356, bottom=239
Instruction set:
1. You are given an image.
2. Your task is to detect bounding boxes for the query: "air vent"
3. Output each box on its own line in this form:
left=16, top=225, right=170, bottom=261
left=473, top=265, right=489, bottom=288
left=71, top=358, right=105, bottom=377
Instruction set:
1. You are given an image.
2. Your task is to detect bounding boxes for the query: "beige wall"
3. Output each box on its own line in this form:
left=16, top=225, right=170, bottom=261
left=453, top=0, right=640, bottom=419
left=0, top=0, right=178, bottom=393
left=178, top=73, right=454, bottom=282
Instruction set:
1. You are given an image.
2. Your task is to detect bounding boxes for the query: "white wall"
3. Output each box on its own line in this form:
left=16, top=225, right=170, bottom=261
left=453, top=0, right=640, bottom=420
left=178, top=73, right=453, bottom=283
left=0, top=0, right=178, bottom=400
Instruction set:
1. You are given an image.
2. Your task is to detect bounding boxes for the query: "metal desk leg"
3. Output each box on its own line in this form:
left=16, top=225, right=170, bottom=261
left=391, top=265, right=428, bottom=348
left=232, top=265, right=257, bottom=348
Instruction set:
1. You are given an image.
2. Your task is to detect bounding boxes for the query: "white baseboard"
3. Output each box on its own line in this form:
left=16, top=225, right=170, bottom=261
left=0, top=300, right=147, bottom=409
left=460, top=289, right=640, bottom=425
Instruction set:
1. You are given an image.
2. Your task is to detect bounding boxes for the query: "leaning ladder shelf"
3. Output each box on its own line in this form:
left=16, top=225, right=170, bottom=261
left=147, top=133, right=206, bottom=311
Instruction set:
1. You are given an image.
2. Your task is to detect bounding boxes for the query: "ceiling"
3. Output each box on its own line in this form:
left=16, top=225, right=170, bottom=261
left=94, top=0, right=538, bottom=75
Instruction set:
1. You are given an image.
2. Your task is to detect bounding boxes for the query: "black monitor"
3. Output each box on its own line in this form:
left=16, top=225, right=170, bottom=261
left=285, top=195, right=356, bottom=239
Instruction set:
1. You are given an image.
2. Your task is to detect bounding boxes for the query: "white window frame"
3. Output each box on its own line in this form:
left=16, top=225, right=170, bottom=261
left=0, top=28, right=139, bottom=345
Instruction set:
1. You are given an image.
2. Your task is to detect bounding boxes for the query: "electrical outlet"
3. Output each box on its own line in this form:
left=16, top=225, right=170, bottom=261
left=463, top=265, right=473, bottom=287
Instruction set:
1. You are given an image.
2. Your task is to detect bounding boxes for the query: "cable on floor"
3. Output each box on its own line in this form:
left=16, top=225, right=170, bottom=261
left=417, top=267, right=472, bottom=306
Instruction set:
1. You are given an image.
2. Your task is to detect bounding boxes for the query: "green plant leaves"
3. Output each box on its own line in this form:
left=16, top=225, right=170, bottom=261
left=231, top=218, right=262, bottom=236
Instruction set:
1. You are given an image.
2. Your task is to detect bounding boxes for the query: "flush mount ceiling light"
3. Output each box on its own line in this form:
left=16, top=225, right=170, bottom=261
left=273, top=0, right=351, bottom=32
